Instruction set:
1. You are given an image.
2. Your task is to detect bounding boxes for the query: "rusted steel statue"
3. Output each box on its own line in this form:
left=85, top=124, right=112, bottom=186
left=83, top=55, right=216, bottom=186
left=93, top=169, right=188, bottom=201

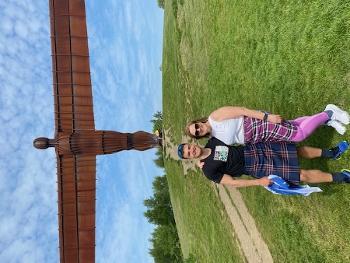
left=33, top=0, right=161, bottom=262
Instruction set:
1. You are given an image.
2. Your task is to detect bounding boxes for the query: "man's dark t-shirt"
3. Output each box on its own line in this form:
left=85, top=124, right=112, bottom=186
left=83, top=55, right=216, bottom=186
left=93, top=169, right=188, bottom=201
left=201, top=138, right=245, bottom=183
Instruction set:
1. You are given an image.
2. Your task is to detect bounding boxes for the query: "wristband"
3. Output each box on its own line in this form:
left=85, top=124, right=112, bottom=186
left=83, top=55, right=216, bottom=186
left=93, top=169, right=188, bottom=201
left=263, top=112, right=269, bottom=121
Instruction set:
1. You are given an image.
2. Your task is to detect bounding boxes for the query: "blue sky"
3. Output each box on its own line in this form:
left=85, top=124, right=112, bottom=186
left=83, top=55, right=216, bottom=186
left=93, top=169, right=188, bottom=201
left=0, top=0, right=164, bottom=262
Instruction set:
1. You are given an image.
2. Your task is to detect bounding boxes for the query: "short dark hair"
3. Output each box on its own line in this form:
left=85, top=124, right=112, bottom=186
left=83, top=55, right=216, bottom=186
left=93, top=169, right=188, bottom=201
left=177, top=143, right=186, bottom=159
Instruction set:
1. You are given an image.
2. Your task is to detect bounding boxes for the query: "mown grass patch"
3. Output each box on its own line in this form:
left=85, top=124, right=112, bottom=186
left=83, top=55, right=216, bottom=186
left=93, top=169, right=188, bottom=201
left=163, top=0, right=350, bottom=262
left=165, top=161, right=244, bottom=262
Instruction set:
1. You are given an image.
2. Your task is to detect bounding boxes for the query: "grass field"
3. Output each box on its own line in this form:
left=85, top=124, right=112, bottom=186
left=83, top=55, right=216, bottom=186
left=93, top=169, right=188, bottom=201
left=162, top=0, right=350, bottom=262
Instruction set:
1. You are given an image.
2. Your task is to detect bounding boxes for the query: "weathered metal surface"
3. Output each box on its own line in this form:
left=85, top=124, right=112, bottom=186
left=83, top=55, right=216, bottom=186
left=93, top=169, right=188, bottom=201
left=33, top=1, right=162, bottom=262
left=50, top=0, right=94, bottom=133
left=57, top=154, right=96, bottom=263
left=50, top=0, right=96, bottom=262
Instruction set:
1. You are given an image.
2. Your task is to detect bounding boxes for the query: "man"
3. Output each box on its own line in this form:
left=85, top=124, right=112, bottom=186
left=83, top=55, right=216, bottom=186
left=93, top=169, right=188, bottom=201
left=177, top=138, right=350, bottom=187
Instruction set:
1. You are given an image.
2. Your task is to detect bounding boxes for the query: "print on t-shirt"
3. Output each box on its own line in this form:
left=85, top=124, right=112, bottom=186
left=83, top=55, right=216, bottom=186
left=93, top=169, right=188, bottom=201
left=213, top=146, right=228, bottom=162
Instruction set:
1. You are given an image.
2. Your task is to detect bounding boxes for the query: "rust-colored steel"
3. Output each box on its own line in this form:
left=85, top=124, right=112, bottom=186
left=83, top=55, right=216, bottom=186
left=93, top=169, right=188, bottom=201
left=34, top=0, right=161, bottom=262
left=55, top=131, right=160, bottom=155
left=50, top=0, right=94, bottom=133
left=57, top=154, right=96, bottom=263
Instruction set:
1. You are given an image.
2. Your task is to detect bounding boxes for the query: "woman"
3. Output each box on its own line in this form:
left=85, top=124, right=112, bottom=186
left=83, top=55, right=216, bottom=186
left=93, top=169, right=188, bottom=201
left=185, top=104, right=349, bottom=145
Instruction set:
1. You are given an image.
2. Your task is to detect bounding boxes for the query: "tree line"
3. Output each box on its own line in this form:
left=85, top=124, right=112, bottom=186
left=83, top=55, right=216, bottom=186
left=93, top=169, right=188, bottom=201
left=145, top=112, right=195, bottom=262
left=144, top=175, right=183, bottom=262
left=157, top=0, right=165, bottom=9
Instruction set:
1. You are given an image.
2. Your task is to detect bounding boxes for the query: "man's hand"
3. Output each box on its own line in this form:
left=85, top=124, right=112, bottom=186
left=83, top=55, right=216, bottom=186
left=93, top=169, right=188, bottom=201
left=258, top=176, right=273, bottom=186
left=196, top=161, right=204, bottom=169
left=267, top=114, right=283, bottom=124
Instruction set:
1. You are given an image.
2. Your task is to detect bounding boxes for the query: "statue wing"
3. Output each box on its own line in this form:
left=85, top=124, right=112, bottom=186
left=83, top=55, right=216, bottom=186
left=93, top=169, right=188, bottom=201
left=50, top=0, right=95, bottom=133
left=57, top=154, right=96, bottom=263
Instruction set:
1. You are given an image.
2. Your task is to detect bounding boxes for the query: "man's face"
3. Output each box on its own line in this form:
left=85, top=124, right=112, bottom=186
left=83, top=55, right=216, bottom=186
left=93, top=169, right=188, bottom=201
left=183, top=144, right=202, bottom=159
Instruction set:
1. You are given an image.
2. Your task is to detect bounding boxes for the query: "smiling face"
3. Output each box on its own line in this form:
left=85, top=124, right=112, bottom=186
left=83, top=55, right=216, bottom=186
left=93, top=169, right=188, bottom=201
left=188, top=122, right=208, bottom=138
left=182, top=144, right=202, bottom=159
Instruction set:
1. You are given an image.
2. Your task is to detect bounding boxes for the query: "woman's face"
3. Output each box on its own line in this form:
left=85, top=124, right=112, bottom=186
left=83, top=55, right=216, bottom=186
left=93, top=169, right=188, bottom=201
left=189, top=122, right=207, bottom=137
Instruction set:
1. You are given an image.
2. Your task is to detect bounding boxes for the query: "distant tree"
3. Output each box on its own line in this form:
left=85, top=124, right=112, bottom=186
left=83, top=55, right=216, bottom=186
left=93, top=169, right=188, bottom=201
left=144, top=176, right=174, bottom=226
left=157, top=0, right=165, bottom=9
left=154, top=148, right=164, bottom=168
left=144, top=174, right=184, bottom=262
left=149, top=224, right=182, bottom=263
left=150, top=111, right=164, bottom=168
left=151, top=111, right=163, bottom=133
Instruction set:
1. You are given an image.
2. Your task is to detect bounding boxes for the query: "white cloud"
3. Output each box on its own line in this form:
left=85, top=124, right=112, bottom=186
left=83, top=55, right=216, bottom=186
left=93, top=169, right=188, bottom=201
left=1, top=0, right=163, bottom=262
left=0, top=0, right=57, bottom=262
left=14, top=20, right=29, bottom=39
left=0, top=16, right=13, bottom=34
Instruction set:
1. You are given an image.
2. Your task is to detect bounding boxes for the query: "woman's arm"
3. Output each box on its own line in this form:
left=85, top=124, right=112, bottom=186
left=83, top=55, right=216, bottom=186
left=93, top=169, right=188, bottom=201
left=220, top=174, right=272, bottom=187
left=210, top=106, right=282, bottom=123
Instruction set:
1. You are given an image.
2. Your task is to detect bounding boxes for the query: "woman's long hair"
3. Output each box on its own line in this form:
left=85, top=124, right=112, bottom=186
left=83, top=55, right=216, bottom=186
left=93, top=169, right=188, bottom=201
left=185, top=117, right=210, bottom=139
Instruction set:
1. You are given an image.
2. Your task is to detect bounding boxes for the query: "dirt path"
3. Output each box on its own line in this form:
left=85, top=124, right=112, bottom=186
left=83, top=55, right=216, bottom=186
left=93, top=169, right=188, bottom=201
left=163, top=129, right=273, bottom=263
left=218, top=185, right=273, bottom=263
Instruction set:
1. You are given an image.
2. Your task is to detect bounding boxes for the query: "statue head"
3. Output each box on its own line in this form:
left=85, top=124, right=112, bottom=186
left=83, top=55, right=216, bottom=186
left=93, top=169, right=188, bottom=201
left=33, top=137, right=55, bottom=149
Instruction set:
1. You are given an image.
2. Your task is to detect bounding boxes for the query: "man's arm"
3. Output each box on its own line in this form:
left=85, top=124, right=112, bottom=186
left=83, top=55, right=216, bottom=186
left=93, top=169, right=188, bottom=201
left=210, top=106, right=282, bottom=124
left=220, top=174, right=272, bottom=187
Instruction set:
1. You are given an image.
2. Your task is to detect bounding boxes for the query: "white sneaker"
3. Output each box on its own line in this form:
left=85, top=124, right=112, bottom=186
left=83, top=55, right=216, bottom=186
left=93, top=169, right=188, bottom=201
left=327, top=120, right=346, bottom=135
left=325, top=104, right=350, bottom=125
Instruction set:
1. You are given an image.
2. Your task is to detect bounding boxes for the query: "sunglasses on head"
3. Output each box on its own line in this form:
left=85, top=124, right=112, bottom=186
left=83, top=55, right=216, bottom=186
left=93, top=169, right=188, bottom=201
left=194, top=123, right=200, bottom=136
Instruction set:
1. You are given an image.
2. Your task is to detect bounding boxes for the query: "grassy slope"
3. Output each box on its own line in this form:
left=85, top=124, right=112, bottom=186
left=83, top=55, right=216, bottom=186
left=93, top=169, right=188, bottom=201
left=163, top=0, right=350, bottom=262
left=162, top=1, right=244, bottom=261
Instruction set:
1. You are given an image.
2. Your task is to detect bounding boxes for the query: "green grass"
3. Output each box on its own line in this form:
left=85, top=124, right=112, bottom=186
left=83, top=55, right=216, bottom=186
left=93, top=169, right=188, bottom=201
left=165, top=161, right=244, bottom=262
left=163, top=0, right=350, bottom=262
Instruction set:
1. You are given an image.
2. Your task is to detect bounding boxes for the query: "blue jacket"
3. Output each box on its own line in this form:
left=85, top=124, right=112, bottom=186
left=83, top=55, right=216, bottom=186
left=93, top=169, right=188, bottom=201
left=264, top=175, right=322, bottom=196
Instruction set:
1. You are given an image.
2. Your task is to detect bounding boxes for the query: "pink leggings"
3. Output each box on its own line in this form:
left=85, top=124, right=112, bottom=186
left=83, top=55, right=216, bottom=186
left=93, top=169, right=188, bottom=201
left=290, top=112, right=329, bottom=142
